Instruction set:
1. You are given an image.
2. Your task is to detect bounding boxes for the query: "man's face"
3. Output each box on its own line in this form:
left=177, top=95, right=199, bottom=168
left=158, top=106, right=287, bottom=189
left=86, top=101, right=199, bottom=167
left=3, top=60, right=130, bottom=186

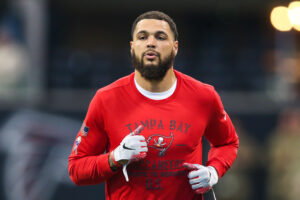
left=130, top=19, right=178, bottom=81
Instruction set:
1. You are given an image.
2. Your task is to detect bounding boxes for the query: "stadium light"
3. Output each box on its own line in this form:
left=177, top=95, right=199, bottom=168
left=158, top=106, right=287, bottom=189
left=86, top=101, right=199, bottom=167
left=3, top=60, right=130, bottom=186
left=288, top=1, right=300, bottom=31
left=270, top=6, right=293, bottom=31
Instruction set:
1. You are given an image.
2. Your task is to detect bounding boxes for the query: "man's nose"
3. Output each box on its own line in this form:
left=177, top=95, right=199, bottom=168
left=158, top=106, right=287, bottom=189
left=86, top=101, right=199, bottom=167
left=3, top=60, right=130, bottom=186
left=146, top=35, right=156, bottom=48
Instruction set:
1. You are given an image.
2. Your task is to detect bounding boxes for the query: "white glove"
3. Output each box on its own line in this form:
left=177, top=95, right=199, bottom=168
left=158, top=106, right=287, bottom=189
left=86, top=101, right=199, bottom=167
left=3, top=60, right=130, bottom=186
left=113, top=125, right=148, bottom=181
left=183, top=163, right=218, bottom=194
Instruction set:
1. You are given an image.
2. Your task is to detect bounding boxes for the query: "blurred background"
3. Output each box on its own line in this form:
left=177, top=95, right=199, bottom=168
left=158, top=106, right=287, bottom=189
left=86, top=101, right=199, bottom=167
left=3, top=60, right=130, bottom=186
left=0, top=0, right=300, bottom=200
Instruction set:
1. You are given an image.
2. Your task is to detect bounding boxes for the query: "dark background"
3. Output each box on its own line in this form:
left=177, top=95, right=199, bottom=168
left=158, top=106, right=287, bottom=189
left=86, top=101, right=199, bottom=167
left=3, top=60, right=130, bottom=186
left=0, top=0, right=299, bottom=200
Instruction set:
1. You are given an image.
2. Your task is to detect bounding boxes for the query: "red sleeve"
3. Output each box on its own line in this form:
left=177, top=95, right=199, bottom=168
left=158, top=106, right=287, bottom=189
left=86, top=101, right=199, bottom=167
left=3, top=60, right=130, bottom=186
left=204, top=88, right=239, bottom=178
left=68, top=91, right=117, bottom=185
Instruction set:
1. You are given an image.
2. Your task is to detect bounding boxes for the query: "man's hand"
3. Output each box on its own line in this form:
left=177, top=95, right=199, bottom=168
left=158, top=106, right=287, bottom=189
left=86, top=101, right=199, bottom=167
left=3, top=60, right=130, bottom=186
left=183, top=163, right=218, bottom=194
left=113, top=125, right=147, bottom=164
left=112, top=125, right=148, bottom=181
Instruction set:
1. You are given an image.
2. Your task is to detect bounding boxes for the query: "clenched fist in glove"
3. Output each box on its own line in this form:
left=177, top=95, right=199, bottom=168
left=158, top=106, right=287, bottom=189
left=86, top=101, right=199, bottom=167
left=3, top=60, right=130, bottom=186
left=183, top=163, right=219, bottom=194
left=110, top=125, right=148, bottom=182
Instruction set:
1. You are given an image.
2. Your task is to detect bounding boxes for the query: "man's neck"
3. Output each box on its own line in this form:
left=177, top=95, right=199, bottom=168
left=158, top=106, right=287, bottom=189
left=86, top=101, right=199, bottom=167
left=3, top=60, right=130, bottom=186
left=134, top=68, right=176, bottom=92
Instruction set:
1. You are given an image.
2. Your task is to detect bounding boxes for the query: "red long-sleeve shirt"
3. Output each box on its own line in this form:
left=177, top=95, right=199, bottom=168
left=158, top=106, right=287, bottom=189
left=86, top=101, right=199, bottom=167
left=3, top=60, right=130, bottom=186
left=68, top=70, right=239, bottom=200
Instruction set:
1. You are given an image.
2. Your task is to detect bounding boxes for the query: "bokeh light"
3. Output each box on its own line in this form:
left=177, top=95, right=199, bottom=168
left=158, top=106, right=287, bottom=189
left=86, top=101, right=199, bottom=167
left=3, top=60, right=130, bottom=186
left=270, top=6, right=292, bottom=32
left=288, top=1, right=300, bottom=31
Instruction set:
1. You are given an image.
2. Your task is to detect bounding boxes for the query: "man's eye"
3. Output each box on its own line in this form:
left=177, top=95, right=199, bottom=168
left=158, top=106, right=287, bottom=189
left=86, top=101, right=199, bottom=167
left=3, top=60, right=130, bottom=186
left=139, top=36, right=146, bottom=40
left=157, top=36, right=166, bottom=40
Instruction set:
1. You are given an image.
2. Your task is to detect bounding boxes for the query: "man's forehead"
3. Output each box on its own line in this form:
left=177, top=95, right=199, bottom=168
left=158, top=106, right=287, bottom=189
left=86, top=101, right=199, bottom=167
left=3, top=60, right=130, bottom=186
left=134, top=19, right=172, bottom=35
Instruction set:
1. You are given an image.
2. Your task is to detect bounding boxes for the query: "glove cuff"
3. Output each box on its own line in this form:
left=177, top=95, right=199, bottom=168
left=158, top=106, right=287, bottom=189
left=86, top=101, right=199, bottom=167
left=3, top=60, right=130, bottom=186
left=113, top=145, right=122, bottom=162
left=207, top=166, right=219, bottom=186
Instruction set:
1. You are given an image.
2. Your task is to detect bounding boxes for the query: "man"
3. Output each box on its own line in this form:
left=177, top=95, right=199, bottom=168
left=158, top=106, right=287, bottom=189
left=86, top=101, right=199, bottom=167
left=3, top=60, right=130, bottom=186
left=68, top=11, right=239, bottom=200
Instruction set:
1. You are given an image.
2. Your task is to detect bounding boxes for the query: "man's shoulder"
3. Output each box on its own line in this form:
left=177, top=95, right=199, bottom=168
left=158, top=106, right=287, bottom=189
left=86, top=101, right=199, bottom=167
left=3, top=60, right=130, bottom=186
left=176, top=70, right=215, bottom=92
left=96, top=73, right=133, bottom=95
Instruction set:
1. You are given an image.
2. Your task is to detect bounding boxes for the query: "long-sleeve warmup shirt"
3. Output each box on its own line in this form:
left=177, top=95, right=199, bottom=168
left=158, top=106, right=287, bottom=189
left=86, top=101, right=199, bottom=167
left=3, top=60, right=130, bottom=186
left=68, top=70, right=239, bottom=200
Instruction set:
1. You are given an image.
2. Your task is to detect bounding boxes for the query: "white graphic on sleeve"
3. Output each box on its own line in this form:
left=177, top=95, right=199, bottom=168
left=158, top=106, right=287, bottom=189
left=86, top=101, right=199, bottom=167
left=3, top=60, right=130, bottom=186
left=72, top=136, right=81, bottom=154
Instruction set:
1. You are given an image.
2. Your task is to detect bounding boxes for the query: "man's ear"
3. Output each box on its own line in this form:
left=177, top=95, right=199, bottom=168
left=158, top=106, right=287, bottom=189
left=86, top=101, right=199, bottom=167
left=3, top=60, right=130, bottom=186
left=130, top=41, right=133, bottom=54
left=173, top=41, right=179, bottom=56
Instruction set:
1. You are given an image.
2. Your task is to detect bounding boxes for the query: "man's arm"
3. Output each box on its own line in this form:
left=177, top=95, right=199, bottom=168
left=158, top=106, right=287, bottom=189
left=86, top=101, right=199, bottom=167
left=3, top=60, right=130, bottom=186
left=184, top=87, right=238, bottom=194
left=204, top=88, right=239, bottom=178
left=68, top=91, right=117, bottom=185
left=68, top=92, right=148, bottom=185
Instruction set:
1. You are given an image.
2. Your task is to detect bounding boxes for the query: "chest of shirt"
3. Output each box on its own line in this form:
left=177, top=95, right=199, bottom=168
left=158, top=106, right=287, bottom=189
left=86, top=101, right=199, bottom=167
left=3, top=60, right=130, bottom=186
left=102, top=99, right=211, bottom=158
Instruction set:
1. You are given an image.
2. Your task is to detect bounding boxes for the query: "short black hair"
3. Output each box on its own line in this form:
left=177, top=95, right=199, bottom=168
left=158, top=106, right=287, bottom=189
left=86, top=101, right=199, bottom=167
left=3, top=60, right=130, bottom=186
left=131, top=11, right=178, bottom=41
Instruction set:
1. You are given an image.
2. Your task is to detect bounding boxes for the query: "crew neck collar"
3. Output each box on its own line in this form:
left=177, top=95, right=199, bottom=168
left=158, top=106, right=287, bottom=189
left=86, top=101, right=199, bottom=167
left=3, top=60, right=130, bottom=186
left=130, top=70, right=181, bottom=104
left=134, top=77, right=177, bottom=100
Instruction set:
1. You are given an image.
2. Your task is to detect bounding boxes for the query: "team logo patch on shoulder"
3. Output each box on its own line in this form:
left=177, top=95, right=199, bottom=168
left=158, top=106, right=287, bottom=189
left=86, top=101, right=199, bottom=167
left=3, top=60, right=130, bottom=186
left=80, top=121, right=89, bottom=137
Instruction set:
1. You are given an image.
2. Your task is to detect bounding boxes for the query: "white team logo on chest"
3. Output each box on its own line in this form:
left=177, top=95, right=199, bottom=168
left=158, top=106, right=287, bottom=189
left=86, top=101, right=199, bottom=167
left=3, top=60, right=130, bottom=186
left=146, top=133, right=173, bottom=157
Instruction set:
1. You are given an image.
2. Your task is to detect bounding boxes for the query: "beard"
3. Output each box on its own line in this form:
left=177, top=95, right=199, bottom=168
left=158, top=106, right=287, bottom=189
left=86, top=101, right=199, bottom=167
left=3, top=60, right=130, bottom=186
left=131, top=49, right=175, bottom=81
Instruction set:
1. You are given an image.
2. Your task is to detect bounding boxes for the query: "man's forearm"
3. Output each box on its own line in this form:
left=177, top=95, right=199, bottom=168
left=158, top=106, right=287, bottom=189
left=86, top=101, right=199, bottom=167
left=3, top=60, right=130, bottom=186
left=69, top=153, right=116, bottom=185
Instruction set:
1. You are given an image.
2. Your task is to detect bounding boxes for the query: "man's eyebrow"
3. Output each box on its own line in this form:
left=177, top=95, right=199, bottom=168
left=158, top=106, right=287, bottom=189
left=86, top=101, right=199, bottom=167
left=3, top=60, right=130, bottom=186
left=136, top=30, right=148, bottom=35
left=155, top=31, right=168, bottom=35
left=136, top=30, right=168, bottom=35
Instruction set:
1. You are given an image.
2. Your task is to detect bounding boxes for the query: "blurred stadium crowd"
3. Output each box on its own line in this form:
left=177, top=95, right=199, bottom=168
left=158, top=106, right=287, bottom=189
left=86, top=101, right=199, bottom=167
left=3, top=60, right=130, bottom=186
left=0, top=1, right=300, bottom=200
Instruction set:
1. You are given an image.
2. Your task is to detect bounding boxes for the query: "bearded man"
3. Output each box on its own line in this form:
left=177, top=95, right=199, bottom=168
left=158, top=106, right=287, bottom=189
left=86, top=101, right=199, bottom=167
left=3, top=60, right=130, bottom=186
left=68, top=11, right=239, bottom=200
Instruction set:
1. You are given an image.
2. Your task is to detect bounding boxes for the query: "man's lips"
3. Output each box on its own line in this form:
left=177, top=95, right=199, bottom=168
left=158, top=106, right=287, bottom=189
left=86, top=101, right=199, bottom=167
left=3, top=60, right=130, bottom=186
left=144, top=51, right=158, bottom=60
left=145, top=55, right=157, bottom=59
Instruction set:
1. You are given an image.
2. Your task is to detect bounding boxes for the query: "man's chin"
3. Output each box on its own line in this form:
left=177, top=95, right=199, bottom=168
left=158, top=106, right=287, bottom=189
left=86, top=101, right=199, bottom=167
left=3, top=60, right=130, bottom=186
left=143, top=60, right=159, bottom=67
left=143, top=64, right=159, bottom=68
